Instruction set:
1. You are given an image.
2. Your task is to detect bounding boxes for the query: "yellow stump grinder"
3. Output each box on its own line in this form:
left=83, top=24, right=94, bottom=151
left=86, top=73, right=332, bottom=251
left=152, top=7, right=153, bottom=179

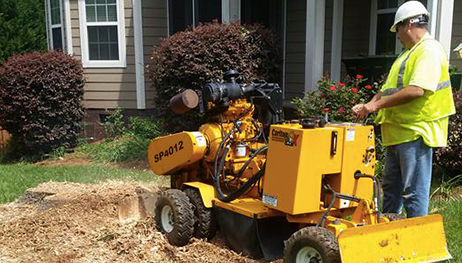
left=147, top=71, right=451, bottom=263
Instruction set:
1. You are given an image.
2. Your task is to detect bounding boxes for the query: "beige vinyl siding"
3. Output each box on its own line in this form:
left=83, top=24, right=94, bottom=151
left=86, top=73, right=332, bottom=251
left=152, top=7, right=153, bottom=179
left=70, top=0, right=137, bottom=109
left=451, top=0, right=462, bottom=72
left=142, top=0, right=168, bottom=108
left=284, top=0, right=306, bottom=101
left=341, top=0, right=371, bottom=74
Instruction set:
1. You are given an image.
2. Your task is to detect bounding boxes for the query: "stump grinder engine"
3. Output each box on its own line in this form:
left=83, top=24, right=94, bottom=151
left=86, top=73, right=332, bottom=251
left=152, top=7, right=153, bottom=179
left=148, top=71, right=451, bottom=263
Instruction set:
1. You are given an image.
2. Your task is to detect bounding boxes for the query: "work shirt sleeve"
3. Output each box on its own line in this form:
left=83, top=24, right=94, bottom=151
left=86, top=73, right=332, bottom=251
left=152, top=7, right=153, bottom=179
left=407, top=47, right=443, bottom=93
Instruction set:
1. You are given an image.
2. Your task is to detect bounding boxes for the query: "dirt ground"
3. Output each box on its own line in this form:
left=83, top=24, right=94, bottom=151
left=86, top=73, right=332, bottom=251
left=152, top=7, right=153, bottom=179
left=0, top=179, right=282, bottom=263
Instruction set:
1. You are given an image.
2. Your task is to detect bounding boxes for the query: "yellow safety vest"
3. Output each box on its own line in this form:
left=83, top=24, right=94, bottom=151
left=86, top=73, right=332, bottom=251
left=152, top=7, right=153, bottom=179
left=375, top=36, right=455, bottom=125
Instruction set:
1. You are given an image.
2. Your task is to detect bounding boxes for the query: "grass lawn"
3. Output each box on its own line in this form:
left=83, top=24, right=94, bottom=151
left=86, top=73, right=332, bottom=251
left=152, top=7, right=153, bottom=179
left=431, top=200, right=462, bottom=262
left=0, top=163, right=164, bottom=204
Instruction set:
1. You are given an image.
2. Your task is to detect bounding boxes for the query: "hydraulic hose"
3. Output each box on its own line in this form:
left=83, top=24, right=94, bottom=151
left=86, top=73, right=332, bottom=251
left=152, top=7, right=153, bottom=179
left=212, top=127, right=267, bottom=202
left=213, top=141, right=267, bottom=202
left=318, top=184, right=337, bottom=227
left=215, top=166, right=266, bottom=203
left=235, top=145, right=268, bottom=178
left=354, top=172, right=382, bottom=223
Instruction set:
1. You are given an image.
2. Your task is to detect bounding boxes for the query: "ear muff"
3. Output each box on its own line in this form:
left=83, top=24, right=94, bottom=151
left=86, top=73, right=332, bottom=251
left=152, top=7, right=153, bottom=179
left=409, top=14, right=429, bottom=26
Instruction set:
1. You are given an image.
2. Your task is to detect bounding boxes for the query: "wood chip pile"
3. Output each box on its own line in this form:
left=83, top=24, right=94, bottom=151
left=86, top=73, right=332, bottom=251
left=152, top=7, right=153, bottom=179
left=0, top=181, right=281, bottom=263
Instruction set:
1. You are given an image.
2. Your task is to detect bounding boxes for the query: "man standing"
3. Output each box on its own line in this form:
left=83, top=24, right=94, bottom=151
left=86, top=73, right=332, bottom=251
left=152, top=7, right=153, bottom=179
left=352, top=1, right=455, bottom=218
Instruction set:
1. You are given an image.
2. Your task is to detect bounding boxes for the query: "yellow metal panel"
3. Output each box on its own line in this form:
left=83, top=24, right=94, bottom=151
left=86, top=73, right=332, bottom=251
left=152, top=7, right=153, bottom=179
left=339, top=125, right=375, bottom=200
left=338, top=214, right=452, bottom=263
left=323, top=124, right=375, bottom=209
left=147, top=132, right=206, bottom=175
left=183, top=182, right=215, bottom=208
left=263, top=124, right=344, bottom=215
left=214, top=198, right=283, bottom=219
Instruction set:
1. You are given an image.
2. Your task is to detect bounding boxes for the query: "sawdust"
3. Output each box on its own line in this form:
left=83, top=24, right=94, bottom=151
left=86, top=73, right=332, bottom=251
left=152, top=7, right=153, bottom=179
left=0, top=181, right=281, bottom=263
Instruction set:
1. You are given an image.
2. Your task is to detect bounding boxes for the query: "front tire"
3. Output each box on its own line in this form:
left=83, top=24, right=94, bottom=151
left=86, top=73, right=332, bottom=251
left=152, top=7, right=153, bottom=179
left=155, top=189, right=194, bottom=246
left=283, top=226, right=340, bottom=263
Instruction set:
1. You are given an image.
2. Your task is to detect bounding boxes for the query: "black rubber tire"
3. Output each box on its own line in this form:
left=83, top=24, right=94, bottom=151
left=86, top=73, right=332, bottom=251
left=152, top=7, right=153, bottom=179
left=283, top=226, right=340, bottom=263
left=154, top=189, right=194, bottom=246
left=184, top=188, right=217, bottom=239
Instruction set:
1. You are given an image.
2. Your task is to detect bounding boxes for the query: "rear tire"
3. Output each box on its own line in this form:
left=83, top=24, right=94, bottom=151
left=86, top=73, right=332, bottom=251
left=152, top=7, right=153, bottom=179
left=184, top=188, right=217, bottom=239
left=283, top=226, right=340, bottom=263
left=155, top=189, right=194, bottom=246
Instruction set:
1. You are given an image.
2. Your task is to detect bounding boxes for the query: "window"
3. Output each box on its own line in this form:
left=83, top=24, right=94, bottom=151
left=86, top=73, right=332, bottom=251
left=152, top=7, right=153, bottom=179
left=370, top=0, right=428, bottom=55
left=370, top=0, right=400, bottom=55
left=168, top=0, right=221, bottom=35
left=78, top=0, right=126, bottom=67
left=241, top=0, right=284, bottom=45
left=241, top=0, right=283, bottom=30
left=47, top=0, right=64, bottom=50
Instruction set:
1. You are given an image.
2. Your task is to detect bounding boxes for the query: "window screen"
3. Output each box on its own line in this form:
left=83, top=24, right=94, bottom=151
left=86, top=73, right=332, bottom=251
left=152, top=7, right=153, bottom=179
left=376, top=13, right=396, bottom=55
left=49, top=0, right=63, bottom=51
left=168, top=0, right=221, bottom=36
left=195, top=0, right=221, bottom=24
left=85, top=0, right=120, bottom=61
left=52, top=28, right=63, bottom=50
left=168, top=0, right=193, bottom=35
left=88, top=26, right=119, bottom=60
left=86, top=0, right=117, bottom=22
left=50, top=0, right=61, bottom=25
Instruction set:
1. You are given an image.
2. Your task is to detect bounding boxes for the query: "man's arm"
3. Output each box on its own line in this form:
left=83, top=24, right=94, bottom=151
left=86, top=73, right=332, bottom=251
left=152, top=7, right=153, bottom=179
left=352, top=86, right=424, bottom=119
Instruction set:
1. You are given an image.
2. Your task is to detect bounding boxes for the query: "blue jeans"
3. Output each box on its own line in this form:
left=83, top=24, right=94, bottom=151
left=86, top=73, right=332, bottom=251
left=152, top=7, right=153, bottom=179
left=382, top=137, right=433, bottom=218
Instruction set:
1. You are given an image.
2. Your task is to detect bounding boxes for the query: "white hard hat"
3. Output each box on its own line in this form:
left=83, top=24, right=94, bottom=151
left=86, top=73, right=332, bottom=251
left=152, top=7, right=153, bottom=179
left=390, top=1, right=430, bottom=32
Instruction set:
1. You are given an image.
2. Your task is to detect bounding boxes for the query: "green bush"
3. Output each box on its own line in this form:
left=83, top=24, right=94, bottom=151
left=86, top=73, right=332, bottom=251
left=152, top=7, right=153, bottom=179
left=0, top=137, right=28, bottom=164
left=292, top=74, right=376, bottom=121
left=78, top=136, right=150, bottom=163
left=0, top=51, right=84, bottom=158
left=148, top=22, right=281, bottom=132
left=292, top=75, right=384, bottom=177
left=102, top=108, right=165, bottom=139
left=80, top=110, right=165, bottom=163
left=127, top=117, right=165, bottom=139
left=102, top=108, right=126, bottom=138
left=434, top=91, right=462, bottom=177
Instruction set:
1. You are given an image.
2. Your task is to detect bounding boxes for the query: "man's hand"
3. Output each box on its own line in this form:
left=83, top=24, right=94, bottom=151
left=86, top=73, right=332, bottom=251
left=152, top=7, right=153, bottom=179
left=352, top=86, right=423, bottom=121
left=352, top=103, right=377, bottom=120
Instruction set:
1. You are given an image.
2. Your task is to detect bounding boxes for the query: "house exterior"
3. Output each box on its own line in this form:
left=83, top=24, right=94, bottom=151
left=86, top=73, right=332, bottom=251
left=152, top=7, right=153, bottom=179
left=44, top=0, right=462, bottom=137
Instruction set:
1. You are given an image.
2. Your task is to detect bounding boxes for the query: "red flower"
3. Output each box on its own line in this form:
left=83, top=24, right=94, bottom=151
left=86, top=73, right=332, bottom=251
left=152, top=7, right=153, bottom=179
left=339, top=82, right=346, bottom=88
left=323, top=108, right=330, bottom=113
left=338, top=107, right=345, bottom=114
left=351, top=87, right=359, bottom=93
left=356, top=74, right=363, bottom=79
left=365, top=84, right=373, bottom=90
left=329, top=85, right=336, bottom=91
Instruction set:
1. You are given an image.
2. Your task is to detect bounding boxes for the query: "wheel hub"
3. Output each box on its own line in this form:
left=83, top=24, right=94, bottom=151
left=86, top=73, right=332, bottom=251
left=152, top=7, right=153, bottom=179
left=161, top=205, right=174, bottom=233
left=296, top=247, right=323, bottom=263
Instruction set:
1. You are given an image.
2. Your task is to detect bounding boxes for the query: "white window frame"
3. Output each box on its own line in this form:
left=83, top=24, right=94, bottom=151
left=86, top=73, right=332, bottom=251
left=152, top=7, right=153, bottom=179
left=369, top=0, right=405, bottom=55
left=46, top=0, right=65, bottom=51
left=78, top=0, right=126, bottom=68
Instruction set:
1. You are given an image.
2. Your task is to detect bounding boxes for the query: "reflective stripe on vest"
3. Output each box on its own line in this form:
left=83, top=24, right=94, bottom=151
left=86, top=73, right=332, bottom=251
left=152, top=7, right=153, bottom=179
left=375, top=36, right=456, bottom=124
left=382, top=80, right=451, bottom=96
left=382, top=39, right=448, bottom=97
